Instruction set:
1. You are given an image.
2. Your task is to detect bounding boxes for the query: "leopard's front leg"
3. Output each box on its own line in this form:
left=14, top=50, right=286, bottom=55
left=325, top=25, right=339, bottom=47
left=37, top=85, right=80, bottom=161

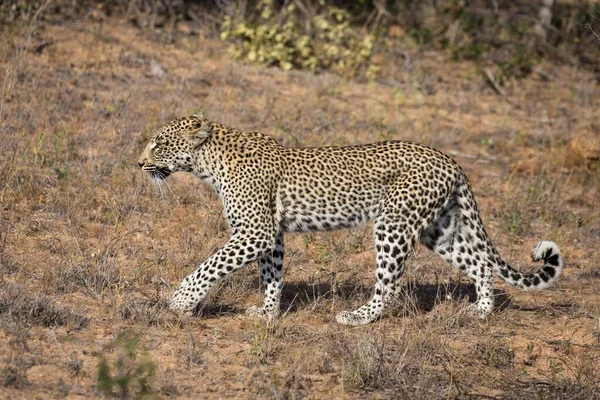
left=169, top=231, right=276, bottom=312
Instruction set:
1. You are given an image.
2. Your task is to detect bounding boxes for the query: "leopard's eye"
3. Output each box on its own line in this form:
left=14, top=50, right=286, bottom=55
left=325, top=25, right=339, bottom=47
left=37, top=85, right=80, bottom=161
left=152, top=137, right=166, bottom=150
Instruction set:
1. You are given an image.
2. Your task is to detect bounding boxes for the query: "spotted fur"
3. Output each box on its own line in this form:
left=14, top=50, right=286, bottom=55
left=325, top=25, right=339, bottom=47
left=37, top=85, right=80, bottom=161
left=138, top=114, right=563, bottom=325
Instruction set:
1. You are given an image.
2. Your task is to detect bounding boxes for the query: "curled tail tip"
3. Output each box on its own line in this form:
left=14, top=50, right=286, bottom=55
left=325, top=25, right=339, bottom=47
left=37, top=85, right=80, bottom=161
left=531, top=240, right=562, bottom=268
left=524, top=240, right=563, bottom=290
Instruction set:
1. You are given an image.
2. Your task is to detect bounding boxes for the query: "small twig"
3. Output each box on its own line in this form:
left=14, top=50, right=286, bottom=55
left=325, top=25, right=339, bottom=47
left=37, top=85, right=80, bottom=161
left=579, top=23, right=600, bottom=42
left=292, top=0, right=313, bottom=21
left=483, top=68, right=506, bottom=96
left=32, top=40, right=54, bottom=54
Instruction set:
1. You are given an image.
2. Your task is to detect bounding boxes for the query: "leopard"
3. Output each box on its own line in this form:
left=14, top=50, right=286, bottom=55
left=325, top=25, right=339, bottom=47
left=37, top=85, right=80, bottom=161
left=137, top=113, right=563, bottom=326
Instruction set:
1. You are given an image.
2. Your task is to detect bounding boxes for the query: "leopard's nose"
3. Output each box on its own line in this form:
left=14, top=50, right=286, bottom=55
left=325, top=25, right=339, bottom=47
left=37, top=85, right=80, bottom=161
left=138, top=161, right=145, bottom=168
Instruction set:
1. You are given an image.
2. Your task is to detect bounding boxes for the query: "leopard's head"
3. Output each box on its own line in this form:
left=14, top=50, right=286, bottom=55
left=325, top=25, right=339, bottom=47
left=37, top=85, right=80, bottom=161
left=137, top=114, right=212, bottom=181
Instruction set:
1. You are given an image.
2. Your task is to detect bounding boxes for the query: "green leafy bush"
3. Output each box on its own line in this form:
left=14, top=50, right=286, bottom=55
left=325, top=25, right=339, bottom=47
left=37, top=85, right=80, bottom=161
left=220, top=0, right=379, bottom=79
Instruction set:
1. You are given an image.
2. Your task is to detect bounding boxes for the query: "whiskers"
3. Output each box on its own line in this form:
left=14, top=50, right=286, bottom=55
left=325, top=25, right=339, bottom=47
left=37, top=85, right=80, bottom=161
left=151, top=174, right=167, bottom=198
left=140, top=166, right=208, bottom=206
left=145, top=167, right=183, bottom=200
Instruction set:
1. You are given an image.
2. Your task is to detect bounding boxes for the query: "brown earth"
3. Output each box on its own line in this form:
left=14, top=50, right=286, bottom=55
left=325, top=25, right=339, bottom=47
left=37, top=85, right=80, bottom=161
left=1, top=12, right=599, bottom=400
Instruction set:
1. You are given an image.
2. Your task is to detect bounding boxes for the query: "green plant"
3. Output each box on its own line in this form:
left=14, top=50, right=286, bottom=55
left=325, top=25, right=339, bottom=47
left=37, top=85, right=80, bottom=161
left=524, top=342, right=538, bottom=367
left=220, top=0, right=379, bottom=79
left=477, top=340, right=514, bottom=370
left=251, top=324, right=278, bottom=365
left=500, top=197, right=529, bottom=239
left=547, top=359, right=564, bottom=384
left=97, top=330, right=157, bottom=399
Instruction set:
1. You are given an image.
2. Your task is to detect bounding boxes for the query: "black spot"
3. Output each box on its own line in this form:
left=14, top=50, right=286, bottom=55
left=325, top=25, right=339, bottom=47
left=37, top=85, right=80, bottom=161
left=543, top=247, right=553, bottom=260
left=545, top=254, right=559, bottom=266
left=543, top=266, right=556, bottom=278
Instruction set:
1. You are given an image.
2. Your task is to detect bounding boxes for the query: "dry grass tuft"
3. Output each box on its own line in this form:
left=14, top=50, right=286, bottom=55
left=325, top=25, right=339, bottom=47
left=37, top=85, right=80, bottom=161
left=43, top=261, right=122, bottom=297
left=325, top=331, right=459, bottom=397
left=0, top=282, right=88, bottom=330
left=119, top=294, right=174, bottom=327
left=476, top=339, right=515, bottom=369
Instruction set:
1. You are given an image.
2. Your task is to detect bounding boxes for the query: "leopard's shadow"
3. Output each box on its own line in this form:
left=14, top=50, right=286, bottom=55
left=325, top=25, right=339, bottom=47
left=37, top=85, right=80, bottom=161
left=277, top=280, right=511, bottom=316
left=194, top=280, right=511, bottom=318
left=192, top=303, right=241, bottom=318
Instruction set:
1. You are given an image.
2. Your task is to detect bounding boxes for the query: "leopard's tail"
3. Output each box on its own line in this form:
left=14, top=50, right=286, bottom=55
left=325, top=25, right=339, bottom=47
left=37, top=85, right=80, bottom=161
left=489, top=241, right=563, bottom=290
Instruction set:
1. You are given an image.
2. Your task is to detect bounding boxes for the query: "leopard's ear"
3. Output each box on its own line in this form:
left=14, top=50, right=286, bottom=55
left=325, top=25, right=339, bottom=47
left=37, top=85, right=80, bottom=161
left=192, top=111, right=203, bottom=118
left=185, top=120, right=212, bottom=148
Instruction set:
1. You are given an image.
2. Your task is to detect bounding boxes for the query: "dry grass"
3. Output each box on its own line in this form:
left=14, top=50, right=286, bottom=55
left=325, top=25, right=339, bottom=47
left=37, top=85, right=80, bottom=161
left=0, top=282, right=89, bottom=330
left=1, top=5, right=599, bottom=399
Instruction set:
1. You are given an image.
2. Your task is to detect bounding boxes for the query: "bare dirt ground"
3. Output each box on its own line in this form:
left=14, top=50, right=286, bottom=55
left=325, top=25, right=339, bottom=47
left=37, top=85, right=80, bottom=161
left=1, top=12, right=599, bottom=400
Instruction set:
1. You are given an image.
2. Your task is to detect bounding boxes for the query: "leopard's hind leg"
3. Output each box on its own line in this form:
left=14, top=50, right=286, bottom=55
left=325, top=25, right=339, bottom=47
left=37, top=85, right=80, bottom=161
left=336, top=172, right=456, bottom=326
left=421, top=179, right=494, bottom=317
